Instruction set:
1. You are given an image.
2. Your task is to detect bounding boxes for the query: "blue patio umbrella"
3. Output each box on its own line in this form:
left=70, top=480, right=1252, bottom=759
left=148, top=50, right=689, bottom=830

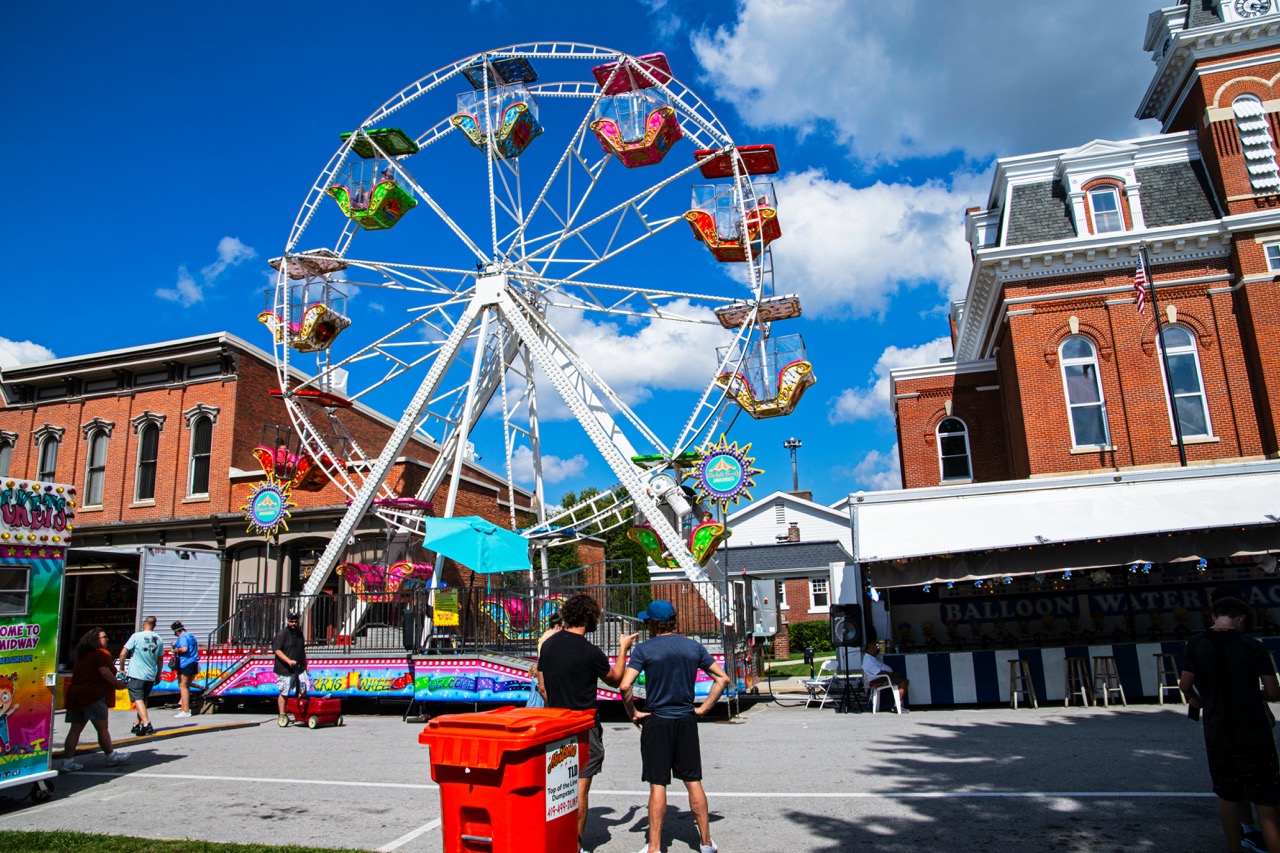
left=420, top=516, right=531, bottom=575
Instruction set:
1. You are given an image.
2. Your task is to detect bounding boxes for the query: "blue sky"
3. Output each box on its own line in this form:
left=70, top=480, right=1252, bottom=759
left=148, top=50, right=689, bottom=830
left=2, top=0, right=1160, bottom=508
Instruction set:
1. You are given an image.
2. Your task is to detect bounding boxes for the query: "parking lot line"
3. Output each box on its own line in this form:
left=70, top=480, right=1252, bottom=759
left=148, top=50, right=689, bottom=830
left=378, top=818, right=443, bottom=852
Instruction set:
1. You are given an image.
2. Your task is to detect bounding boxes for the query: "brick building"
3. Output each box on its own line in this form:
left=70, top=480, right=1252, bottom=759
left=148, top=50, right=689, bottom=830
left=892, top=1, right=1280, bottom=486
left=0, top=332, right=539, bottom=654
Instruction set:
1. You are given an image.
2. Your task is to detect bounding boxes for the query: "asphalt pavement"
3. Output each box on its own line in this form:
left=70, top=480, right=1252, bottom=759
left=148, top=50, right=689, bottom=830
left=0, top=698, right=1231, bottom=852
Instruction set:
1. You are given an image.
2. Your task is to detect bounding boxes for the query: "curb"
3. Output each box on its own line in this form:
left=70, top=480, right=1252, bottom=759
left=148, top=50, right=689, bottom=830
left=56, top=718, right=264, bottom=759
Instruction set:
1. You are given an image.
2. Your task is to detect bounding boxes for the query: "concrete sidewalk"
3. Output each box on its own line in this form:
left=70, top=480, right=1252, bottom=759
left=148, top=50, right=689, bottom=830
left=52, top=709, right=260, bottom=759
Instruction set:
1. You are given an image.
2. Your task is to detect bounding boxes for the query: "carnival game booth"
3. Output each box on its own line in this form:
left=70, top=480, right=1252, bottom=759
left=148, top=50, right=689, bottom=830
left=847, top=461, right=1280, bottom=708
left=0, top=478, right=75, bottom=804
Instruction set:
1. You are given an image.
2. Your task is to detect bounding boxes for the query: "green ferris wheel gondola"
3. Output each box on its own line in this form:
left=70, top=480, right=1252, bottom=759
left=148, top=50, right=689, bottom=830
left=327, top=180, right=418, bottom=231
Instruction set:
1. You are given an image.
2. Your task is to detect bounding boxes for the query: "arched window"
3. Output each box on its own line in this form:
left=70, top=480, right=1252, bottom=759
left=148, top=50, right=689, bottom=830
left=936, top=417, right=972, bottom=481
left=188, top=415, right=213, bottom=496
left=36, top=436, right=59, bottom=482
left=84, top=430, right=108, bottom=506
left=1087, top=186, right=1124, bottom=233
left=0, top=437, right=11, bottom=478
left=1060, top=336, right=1110, bottom=447
left=1159, top=325, right=1212, bottom=438
left=1234, top=95, right=1280, bottom=193
left=135, top=422, right=160, bottom=502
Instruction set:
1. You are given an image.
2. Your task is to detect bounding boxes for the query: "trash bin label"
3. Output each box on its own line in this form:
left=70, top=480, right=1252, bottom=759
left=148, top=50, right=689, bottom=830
left=545, top=735, right=579, bottom=822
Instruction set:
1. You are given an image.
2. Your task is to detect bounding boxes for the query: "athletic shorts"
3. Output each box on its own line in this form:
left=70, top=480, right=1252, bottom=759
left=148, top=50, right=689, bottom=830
left=66, top=697, right=110, bottom=724
left=1206, top=738, right=1280, bottom=805
left=582, top=722, right=604, bottom=778
left=277, top=672, right=311, bottom=697
left=640, top=714, right=702, bottom=786
left=178, top=663, right=199, bottom=678
left=127, top=678, right=154, bottom=702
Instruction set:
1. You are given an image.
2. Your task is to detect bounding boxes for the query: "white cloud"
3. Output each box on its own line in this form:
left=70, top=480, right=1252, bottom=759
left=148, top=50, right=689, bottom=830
left=850, top=444, right=902, bottom=492
left=774, top=170, right=982, bottom=318
left=0, top=337, right=55, bottom=370
left=692, top=0, right=1156, bottom=165
left=511, top=445, right=588, bottom=485
left=157, top=236, right=257, bottom=307
left=828, top=336, right=952, bottom=423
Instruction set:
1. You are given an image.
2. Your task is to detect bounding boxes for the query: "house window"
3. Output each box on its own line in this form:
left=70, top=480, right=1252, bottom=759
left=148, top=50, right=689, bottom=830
left=1234, top=95, right=1280, bottom=193
left=937, top=417, right=972, bottom=481
left=1060, top=336, right=1110, bottom=447
left=1159, top=325, right=1212, bottom=438
left=136, top=422, right=160, bottom=502
left=1266, top=243, right=1280, bottom=271
left=36, top=436, right=59, bottom=482
left=810, top=578, right=829, bottom=610
left=1087, top=186, right=1124, bottom=233
left=84, top=430, right=108, bottom=506
left=0, top=438, right=11, bottom=478
left=188, top=415, right=213, bottom=496
left=0, top=567, right=29, bottom=617
left=777, top=580, right=788, bottom=609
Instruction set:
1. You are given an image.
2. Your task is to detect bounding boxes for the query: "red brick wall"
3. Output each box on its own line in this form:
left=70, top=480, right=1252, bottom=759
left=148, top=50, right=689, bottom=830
left=894, top=368, right=1009, bottom=489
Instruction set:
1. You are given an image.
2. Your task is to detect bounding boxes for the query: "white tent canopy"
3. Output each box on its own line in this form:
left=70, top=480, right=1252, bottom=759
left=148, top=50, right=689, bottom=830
left=847, top=461, right=1280, bottom=588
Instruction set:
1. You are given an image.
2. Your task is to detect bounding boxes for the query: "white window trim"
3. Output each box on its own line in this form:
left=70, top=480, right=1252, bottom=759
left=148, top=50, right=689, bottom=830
left=1087, top=186, right=1124, bottom=234
left=809, top=577, right=830, bottom=614
left=1059, top=337, right=1112, bottom=449
left=1265, top=242, right=1280, bottom=272
left=134, top=420, right=161, bottom=503
left=936, top=417, right=973, bottom=482
left=1158, top=324, right=1214, bottom=440
left=187, top=415, right=213, bottom=497
left=777, top=580, right=789, bottom=611
left=83, top=429, right=109, bottom=508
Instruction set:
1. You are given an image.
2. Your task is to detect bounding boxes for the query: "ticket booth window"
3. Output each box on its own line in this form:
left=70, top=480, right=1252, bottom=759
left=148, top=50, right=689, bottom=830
left=0, top=567, right=29, bottom=617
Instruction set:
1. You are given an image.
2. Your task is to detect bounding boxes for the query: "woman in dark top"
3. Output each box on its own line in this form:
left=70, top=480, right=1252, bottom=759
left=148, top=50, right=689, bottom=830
left=62, top=628, right=130, bottom=772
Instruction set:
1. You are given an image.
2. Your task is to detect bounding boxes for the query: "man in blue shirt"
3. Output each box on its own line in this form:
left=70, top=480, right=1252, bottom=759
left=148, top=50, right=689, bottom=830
left=118, top=615, right=163, bottom=736
left=620, top=600, right=730, bottom=853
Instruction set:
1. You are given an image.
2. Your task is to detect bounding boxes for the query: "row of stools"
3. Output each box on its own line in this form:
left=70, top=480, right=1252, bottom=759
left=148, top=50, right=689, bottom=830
left=1008, top=653, right=1183, bottom=709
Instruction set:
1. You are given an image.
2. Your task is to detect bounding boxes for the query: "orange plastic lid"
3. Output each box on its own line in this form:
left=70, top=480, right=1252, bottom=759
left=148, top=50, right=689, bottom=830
left=419, top=707, right=596, bottom=770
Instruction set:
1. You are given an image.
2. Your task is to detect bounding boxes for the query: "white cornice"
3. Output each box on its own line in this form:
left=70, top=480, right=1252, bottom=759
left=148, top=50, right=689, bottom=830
left=1138, top=18, right=1280, bottom=124
left=889, top=358, right=997, bottom=384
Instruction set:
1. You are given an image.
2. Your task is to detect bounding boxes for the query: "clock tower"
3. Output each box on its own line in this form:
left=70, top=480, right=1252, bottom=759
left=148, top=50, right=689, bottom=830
left=1218, top=0, right=1278, bottom=23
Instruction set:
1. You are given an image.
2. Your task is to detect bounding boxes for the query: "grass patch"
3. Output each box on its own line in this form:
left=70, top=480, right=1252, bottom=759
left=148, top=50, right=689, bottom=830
left=0, top=830, right=365, bottom=853
left=764, top=662, right=815, bottom=678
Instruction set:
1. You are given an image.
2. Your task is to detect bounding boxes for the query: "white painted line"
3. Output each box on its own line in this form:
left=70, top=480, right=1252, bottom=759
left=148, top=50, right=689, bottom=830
left=69, top=772, right=1215, bottom=799
left=379, top=818, right=443, bottom=851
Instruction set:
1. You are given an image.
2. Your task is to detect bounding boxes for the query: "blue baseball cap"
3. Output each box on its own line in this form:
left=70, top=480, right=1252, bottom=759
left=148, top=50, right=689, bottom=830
left=638, top=600, right=676, bottom=621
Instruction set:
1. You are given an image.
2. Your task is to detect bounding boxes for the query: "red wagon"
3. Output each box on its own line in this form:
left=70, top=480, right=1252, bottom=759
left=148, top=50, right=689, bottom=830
left=278, top=696, right=344, bottom=729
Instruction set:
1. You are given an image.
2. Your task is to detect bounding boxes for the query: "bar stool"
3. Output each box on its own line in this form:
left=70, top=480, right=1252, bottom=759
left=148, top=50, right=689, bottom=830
left=1093, top=655, right=1127, bottom=707
left=1009, top=659, right=1038, bottom=709
left=1064, top=657, right=1092, bottom=707
left=1154, top=653, right=1182, bottom=705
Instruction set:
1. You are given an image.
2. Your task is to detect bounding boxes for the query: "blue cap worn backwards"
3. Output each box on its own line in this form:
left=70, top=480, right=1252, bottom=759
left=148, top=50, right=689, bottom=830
left=638, top=600, right=676, bottom=621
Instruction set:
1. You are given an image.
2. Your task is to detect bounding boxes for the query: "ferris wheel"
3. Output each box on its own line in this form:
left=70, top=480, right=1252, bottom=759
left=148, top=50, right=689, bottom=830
left=260, top=44, right=816, bottom=616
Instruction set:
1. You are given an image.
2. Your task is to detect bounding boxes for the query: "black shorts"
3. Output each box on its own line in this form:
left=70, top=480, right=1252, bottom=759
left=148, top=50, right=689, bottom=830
left=1206, top=738, right=1280, bottom=805
left=640, top=714, right=702, bottom=786
left=178, top=663, right=198, bottom=678
left=582, top=722, right=604, bottom=778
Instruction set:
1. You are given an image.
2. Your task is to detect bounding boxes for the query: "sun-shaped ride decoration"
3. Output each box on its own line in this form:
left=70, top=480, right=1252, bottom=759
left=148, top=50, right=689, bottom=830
left=694, top=435, right=762, bottom=512
left=242, top=474, right=297, bottom=540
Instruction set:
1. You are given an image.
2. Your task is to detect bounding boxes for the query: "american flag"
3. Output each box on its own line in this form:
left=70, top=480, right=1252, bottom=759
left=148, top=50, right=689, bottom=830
left=1133, top=248, right=1149, bottom=315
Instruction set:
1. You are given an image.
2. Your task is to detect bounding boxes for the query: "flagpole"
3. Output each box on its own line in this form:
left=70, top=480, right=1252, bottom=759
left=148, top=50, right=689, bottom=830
left=1140, top=244, right=1187, bottom=467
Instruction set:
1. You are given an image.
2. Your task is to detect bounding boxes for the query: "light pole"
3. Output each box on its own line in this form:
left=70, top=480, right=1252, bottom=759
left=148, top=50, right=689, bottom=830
left=783, top=437, right=802, bottom=492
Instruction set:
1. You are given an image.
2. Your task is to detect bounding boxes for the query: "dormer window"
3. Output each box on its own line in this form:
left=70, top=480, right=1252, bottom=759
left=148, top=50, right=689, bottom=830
left=1088, top=186, right=1124, bottom=233
left=1234, top=95, right=1280, bottom=194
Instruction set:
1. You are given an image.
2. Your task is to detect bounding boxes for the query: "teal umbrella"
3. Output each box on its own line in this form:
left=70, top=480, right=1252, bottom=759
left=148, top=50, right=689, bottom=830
left=420, top=516, right=531, bottom=574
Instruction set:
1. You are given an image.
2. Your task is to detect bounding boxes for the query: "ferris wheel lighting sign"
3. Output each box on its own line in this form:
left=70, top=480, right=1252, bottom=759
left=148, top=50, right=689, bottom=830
left=695, top=436, right=761, bottom=509
left=242, top=475, right=296, bottom=539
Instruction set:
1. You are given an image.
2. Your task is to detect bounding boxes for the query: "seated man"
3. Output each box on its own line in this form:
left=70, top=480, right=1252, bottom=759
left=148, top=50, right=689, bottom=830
left=862, top=643, right=909, bottom=712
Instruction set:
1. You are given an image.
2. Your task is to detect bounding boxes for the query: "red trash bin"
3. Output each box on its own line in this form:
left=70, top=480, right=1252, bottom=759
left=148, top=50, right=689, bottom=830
left=419, top=706, right=596, bottom=853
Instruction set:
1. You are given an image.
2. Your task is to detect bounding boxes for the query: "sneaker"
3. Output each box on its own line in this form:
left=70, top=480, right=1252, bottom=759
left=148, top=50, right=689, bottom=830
left=105, top=750, right=131, bottom=766
left=1242, top=824, right=1268, bottom=853
left=140, top=724, right=154, bottom=736
left=129, top=723, right=142, bottom=736
left=700, top=843, right=718, bottom=853
left=59, top=759, right=83, bottom=774
left=174, top=711, right=192, bottom=719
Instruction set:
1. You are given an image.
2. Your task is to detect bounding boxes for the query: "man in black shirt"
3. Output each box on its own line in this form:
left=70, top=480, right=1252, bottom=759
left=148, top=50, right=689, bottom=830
left=1181, top=596, right=1280, bottom=853
left=537, top=594, right=637, bottom=853
left=272, top=611, right=310, bottom=719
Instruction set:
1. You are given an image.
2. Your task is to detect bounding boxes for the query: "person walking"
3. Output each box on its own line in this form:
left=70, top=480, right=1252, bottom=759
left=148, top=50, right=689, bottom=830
left=273, top=610, right=310, bottom=719
left=537, top=594, right=637, bottom=853
left=619, top=599, right=730, bottom=853
left=118, top=615, right=163, bottom=736
left=1181, top=595, right=1280, bottom=853
left=170, top=621, right=198, bottom=718
left=61, top=628, right=130, bottom=772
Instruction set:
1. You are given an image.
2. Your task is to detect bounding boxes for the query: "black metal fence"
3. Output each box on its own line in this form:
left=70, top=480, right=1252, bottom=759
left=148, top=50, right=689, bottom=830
left=220, top=579, right=731, bottom=658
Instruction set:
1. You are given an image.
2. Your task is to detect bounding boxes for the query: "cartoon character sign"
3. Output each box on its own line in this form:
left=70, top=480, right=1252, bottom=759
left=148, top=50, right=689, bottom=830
left=0, top=673, right=15, bottom=751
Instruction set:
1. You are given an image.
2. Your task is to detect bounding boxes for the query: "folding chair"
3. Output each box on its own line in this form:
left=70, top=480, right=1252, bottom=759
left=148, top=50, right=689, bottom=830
left=801, top=660, right=837, bottom=708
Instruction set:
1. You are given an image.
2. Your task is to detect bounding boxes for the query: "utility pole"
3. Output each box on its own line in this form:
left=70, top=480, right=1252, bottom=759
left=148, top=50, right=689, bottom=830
left=783, top=437, right=802, bottom=492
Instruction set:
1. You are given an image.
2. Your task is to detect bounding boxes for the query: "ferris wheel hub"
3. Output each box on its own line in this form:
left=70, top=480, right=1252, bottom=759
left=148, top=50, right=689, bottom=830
left=475, top=270, right=509, bottom=305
